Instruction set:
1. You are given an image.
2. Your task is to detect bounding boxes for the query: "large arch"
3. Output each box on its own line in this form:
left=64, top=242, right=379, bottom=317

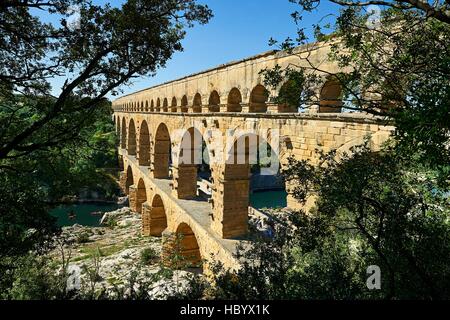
left=249, top=84, right=268, bottom=112
left=319, top=78, right=343, bottom=113
left=142, top=194, right=168, bottom=237
left=211, top=132, right=285, bottom=238
left=127, top=118, right=137, bottom=155
left=116, top=116, right=120, bottom=137
left=181, top=95, right=188, bottom=112
left=208, top=90, right=220, bottom=112
left=192, top=93, right=202, bottom=113
left=153, top=123, right=171, bottom=179
left=138, top=120, right=151, bottom=166
left=227, top=88, right=242, bottom=112
left=121, top=117, right=127, bottom=149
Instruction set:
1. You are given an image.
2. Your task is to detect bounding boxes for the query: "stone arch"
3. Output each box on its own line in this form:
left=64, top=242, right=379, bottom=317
left=227, top=87, right=242, bottom=112
left=208, top=90, right=220, bottom=112
left=192, top=93, right=202, bottom=113
left=249, top=84, right=268, bottom=112
left=212, top=132, right=285, bottom=238
left=135, top=178, right=147, bottom=214
left=172, top=127, right=209, bottom=199
left=121, top=117, right=127, bottom=149
left=171, top=97, right=178, bottom=112
left=172, top=222, right=202, bottom=269
left=145, top=100, right=149, bottom=112
left=319, top=78, right=343, bottom=113
left=125, top=165, right=134, bottom=195
left=127, top=118, right=137, bottom=155
left=277, top=80, right=300, bottom=113
left=163, top=98, right=169, bottom=112
left=142, top=194, right=168, bottom=237
left=138, top=120, right=151, bottom=166
left=150, top=100, right=155, bottom=111
left=156, top=98, right=161, bottom=112
left=153, top=123, right=171, bottom=179
left=181, top=95, right=188, bottom=112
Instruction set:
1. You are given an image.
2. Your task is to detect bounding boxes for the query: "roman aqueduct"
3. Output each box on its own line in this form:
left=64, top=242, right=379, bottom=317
left=112, top=41, right=394, bottom=269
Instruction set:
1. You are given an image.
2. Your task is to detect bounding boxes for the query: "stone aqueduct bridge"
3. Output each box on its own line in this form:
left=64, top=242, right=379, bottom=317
left=112, top=43, right=394, bottom=269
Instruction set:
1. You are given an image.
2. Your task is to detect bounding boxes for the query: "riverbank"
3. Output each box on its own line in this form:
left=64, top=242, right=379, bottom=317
left=49, top=207, right=194, bottom=299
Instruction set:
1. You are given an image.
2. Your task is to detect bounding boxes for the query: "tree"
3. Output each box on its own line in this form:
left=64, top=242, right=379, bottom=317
left=205, top=1, right=450, bottom=300
left=0, top=0, right=212, bottom=267
left=0, top=0, right=212, bottom=162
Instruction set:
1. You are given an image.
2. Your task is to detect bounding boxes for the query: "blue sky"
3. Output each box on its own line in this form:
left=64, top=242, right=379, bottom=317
left=46, top=0, right=341, bottom=97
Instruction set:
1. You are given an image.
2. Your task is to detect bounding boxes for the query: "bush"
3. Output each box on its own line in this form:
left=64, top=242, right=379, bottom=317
left=140, top=247, right=158, bottom=265
left=76, top=232, right=91, bottom=244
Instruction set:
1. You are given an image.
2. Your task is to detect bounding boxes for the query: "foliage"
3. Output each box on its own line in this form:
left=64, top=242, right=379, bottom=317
left=140, top=247, right=158, bottom=265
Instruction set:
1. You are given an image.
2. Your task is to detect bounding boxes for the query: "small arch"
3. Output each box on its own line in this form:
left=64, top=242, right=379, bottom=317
left=192, top=93, right=202, bottom=113
left=142, top=194, right=168, bottom=237
left=138, top=120, right=151, bottom=166
left=277, top=80, right=301, bottom=113
left=150, top=100, right=155, bottom=112
left=145, top=100, right=149, bottom=112
left=171, top=97, right=178, bottom=112
left=181, top=95, right=188, bottom=112
left=163, top=98, right=169, bottom=112
left=136, top=178, right=147, bottom=214
left=208, top=90, right=220, bottom=112
left=125, top=165, right=134, bottom=195
left=319, top=78, right=343, bottom=113
left=227, top=88, right=242, bottom=112
left=156, top=98, right=161, bottom=112
left=249, top=84, right=268, bottom=112
left=127, top=119, right=137, bottom=155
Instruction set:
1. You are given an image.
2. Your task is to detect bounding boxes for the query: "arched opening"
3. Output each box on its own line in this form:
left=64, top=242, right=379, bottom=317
left=208, top=90, right=220, bottom=112
left=150, top=100, right=155, bottom=112
left=216, top=133, right=286, bottom=238
left=153, top=123, right=171, bottom=179
left=127, top=119, right=137, bottom=155
left=227, top=88, right=242, bottom=112
left=156, top=98, right=161, bottom=112
left=277, top=80, right=301, bottom=113
left=142, top=194, right=168, bottom=237
left=145, top=100, right=149, bottom=112
left=135, top=178, right=147, bottom=214
left=192, top=93, right=202, bottom=113
left=173, top=127, right=211, bottom=200
left=319, top=79, right=343, bottom=113
left=173, top=223, right=202, bottom=270
left=163, top=98, right=168, bottom=112
left=171, top=97, right=178, bottom=112
left=181, top=95, right=188, bottom=112
left=138, top=120, right=151, bottom=166
left=121, top=118, right=127, bottom=149
left=249, top=85, right=268, bottom=112
left=125, top=165, right=134, bottom=195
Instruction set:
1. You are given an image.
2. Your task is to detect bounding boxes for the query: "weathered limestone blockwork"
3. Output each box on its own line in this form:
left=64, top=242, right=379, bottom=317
left=112, top=42, right=395, bottom=269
